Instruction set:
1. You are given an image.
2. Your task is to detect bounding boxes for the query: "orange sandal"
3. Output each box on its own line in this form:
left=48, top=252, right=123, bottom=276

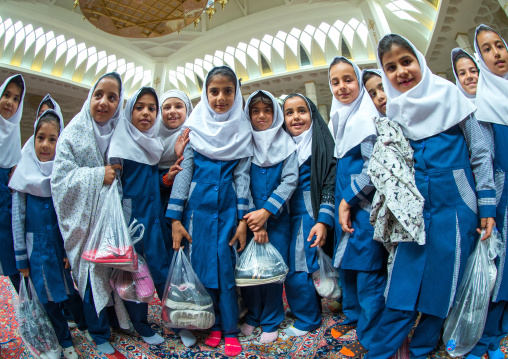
left=340, top=340, right=368, bottom=357
left=331, top=324, right=356, bottom=339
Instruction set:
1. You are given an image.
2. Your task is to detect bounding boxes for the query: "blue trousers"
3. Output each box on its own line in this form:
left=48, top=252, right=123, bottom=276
left=469, top=300, right=508, bottom=356
left=242, top=282, right=284, bottom=332
left=340, top=268, right=386, bottom=349
left=365, top=307, right=444, bottom=359
left=82, top=276, right=111, bottom=345
left=285, top=271, right=321, bottom=332
left=9, top=273, right=26, bottom=294
left=123, top=300, right=155, bottom=337
left=206, top=264, right=239, bottom=337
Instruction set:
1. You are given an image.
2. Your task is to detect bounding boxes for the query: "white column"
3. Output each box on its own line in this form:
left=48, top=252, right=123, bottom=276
left=152, top=61, right=168, bottom=94
left=319, top=104, right=329, bottom=123
left=455, top=33, right=474, bottom=55
left=305, top=81, right=318, bottom=107
left=360, top=0, right=391, bottom=47
left=498, top=0, right=508, bottom=18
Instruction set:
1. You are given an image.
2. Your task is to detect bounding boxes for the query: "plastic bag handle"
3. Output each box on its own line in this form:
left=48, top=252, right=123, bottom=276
left=129, top=219, right=145, bottom=245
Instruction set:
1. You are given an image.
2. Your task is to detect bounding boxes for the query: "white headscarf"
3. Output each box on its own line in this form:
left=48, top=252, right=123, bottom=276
left=285, top=94, right=313, bottom=166
left=185, top=66, right=253, bottom=161
left=377, top=34, right=475, bottom=140
left=9, top=101, right=65, bottom=197
left=244, top=90, right=295, bottom=167
left=0, top=74, right=25, bottom=169
left=450, top=48, right=477, bottom=102
left=328, top=57, right=379, bottom=159
left=158, top=90, right=193, bottom=170
left=474, top=24, right=508, bottom=126
left=108, top=87, right=164, bottom=166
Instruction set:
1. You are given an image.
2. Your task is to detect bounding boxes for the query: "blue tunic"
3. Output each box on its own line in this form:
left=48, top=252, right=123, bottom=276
left=334, top=141, right=386, bottom=271
left=15, top=194, right=74, bottom=304
left=385, top=123, right=495, bottom=318
left=119, top=159, right=170, bottom=286
left=0, top=167, right=17, bottom=276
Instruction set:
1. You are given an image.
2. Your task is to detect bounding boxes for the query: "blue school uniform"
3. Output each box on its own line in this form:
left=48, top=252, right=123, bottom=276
left=242, top=154, right=297, bottom=333
left=333, top=137, right=387, bottom=349
left=366, top=119, right=496, bottom=359
left=167, top=148, right=250, bottom=336
left=0, top=168, right=17, bottom=279
left=13, top=192, right=86, bottom=349
left=285, top=156, right=335, bottom=332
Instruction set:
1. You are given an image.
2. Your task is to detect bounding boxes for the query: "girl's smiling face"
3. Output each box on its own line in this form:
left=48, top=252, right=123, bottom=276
left=207, top=75, right=236, bottom=113
left=284, top=96, right=312, bottom=136
left=382, top=44, right=422, bottom=93
left=477, top=30, right=508, bottom=77
left=0, top=82, right=22, bottom=120
left=250, top=101, right=273, bottom=131
left=90, top=77, right=120, bottom=123
left=329, top=62, right=360, bottom=105
left=131, top=93, right=158, bottom=132
left=35, top=121, right=59, bottom=162
left=455, top=57, right=479, bottom=95
left=162, top=97, right=187, bottom=129
left=364, top=75, right=387, bottom=115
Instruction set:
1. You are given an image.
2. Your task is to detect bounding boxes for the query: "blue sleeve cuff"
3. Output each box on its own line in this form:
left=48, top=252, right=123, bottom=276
left=15, top=250, right=29, bottom=270
left=317, top=203, right=335, bottom=228
left=342, top=185, right=361, bottom=208
left=262, top=193, right=284, bottom=219
left=237, top=198, right=249, bottom=219
left=166, top=198, right=185, bottom=221
left=478, top=190, right=497, bottom=218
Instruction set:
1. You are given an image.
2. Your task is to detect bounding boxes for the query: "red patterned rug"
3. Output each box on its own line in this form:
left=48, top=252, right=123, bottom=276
left=0, top=276, right=505, bottom=358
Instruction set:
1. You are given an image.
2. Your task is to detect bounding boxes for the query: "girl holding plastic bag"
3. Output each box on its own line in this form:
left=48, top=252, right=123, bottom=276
left=108, top=86, right=170, bottom=345
left=465, top=24, right=508, bottom=359
left=239, top=90, right=297, bottom=343
left=364, top=34, right=496, bottom=359
left=281, top=94, right=336, bottom=337
left=166, top=66, right=253, bottom=357
left=9, top=107, right=85, bottom=359
left=51, top=72, right=129, bottom=358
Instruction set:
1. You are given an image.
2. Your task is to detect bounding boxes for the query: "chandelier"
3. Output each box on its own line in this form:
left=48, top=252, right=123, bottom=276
left=76, top=0, right=228, bottom=38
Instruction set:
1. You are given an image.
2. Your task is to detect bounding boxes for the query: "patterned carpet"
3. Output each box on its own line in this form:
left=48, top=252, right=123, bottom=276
left=0, top=276, right=506, bottom=359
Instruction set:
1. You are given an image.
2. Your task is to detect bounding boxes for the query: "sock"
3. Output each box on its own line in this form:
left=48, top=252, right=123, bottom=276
left=240, top=323, right=255, bottom=336
left=96, top=342, right=115, bottom=355
left=224, top=337, right=242, bottom=356
left=179, top=329, right=196, bottom=347
left=260, top=331, right=278, bottom=343
left=283, top=326, right=308, bottom=337
left=141, top=333, right=164, bottom=345
left=488, top=349, right=505, bottom=359
left=205, top=330, right=222, bottom=347
left=465, top=355, right=482, bottom=359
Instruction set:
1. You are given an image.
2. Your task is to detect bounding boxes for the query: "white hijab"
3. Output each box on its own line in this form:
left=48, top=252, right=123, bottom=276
left=377, top=34, right=476, bottom=140
left=244, top=90, right=295, bottom=167
left=185, top=66, right=253, bottom=161
left=285, top=94, right=313, bottom=166
left=108, top=87, right=164, bottom=166
left=451, top=48, right=477, bottom=102
left=9, top=101, right=65, bottom=197
left=474, top=24, right=508, bottom=126
left=158, top=90, right=193, bottom=170
left=328, top=57, right=379, bottom=159
left=363, top=69, right=387, bottom=117
left=0, top=74, right=25, bottom=169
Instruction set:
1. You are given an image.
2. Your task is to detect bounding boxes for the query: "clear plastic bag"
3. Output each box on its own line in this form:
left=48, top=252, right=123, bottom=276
left=235, top=240, right=289, bottom=287
left=161, top=248, right=215, bottom=330
left=443, top=230, right=501, bottom=357
left=110, top=257, right=155, bottom=303
left=17, top=276, right=61, bottom=359
left=82, top=180, right=143, bottom=272
left=312, top=246, right=342, bottom=300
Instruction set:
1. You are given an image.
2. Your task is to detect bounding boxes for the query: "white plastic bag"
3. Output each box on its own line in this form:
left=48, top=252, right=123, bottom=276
left=443, top=230, right=501, bottom=357
left=312, top=246, right=341, bottom=300
left=17, top=277, right=61, bottom=359
left=235, top=240, right=289, bottom=287
left=161, top=248, right=215, bottom=330
left=110, top=257, right=155, bottom=303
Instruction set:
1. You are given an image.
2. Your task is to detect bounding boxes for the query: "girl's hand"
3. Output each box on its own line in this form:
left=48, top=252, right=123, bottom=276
left=243, top=209, right=271, bottom=232
left=165, top=157, right=184, bottom=183
left=104, top=164, right=122, bottom=185
left=308, top=222, right=327, bottom=248
left=19, top=267, right=29, bottom=278
left=478, top=217, right=496, bottom=241
left=171, top=219, right=192, bottom=250
left=175, top=128, right=190, bottom=158
left=253, top=228, right=269, bottom=243
left=230, top=219, right=247, bottom=251
left=339, top=199, right=354, bottom=233
left=63, top=258, right=70, bottom=270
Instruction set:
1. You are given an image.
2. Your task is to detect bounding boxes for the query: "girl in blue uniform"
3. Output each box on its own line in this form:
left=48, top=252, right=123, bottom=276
left=108, top=86, right=168, bottom=345
left=362, top=69, right=387, bottom=116
left=281, top=93, right=335, bottom=337
left=364, top=34, right=496, bottom=359
left=466, top=24, right=508, bottom=359
left=9, top=108, right=86, bottom=359
left=240, top=90, right=297, bottom=343
left=0, top=74, right=25, bottom=293
left=328, top=57, right=387, bottom=357
left=167, top=66, right=253, bottom=357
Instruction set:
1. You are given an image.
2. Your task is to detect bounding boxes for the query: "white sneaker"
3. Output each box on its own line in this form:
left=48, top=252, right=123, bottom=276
left=62, top=346, right=79, bottom=359
left=83, top=329, right=93, bottom=342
